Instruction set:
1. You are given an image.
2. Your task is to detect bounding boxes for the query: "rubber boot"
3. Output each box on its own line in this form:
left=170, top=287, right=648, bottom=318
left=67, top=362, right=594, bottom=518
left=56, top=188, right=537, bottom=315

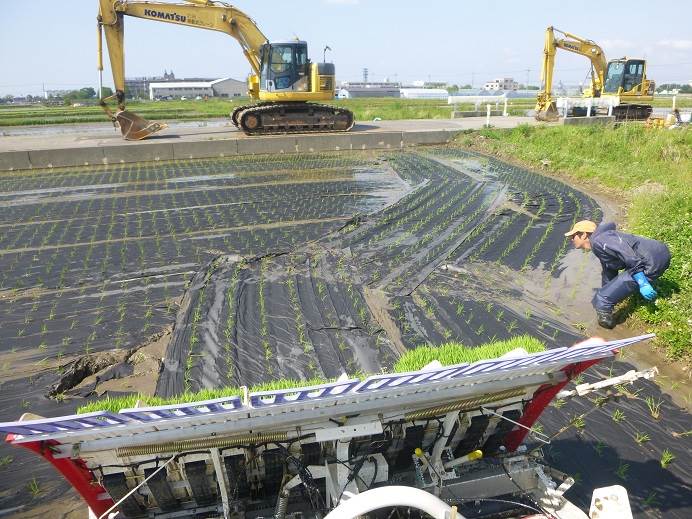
left=596, top=311, right=615, bottom=330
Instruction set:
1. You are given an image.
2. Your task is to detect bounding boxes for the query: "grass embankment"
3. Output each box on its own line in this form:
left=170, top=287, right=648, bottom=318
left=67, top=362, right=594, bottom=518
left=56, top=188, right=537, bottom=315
left=78, top=335, right=544, bottom=413
left=456, top=124, right=691, bottom=359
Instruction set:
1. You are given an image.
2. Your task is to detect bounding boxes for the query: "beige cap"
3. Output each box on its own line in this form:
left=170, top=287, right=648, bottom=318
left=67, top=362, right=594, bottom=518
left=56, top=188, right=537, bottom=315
left=564, top=220, right=597, bottom=237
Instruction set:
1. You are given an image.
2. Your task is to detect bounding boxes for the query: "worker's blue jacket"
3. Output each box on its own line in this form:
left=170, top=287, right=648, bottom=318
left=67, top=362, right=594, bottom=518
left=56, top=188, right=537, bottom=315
left=591, top=222, right=671, bottom=285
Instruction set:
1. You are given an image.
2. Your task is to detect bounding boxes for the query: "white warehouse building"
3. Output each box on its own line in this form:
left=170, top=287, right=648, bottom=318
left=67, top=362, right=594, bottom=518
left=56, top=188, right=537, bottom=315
left=399, top=88, right=448, bottom=99
left=149, top=77, right=246, bottom=100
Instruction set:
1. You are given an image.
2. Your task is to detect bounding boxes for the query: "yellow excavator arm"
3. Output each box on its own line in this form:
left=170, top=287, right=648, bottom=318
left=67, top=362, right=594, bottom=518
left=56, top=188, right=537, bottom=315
left=535, top=26, right=607, bottom=120
left=98, top=0, right=268, bottom=138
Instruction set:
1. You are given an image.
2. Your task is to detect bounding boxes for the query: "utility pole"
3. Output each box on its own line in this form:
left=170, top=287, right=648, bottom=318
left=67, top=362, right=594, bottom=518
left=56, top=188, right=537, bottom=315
left=471, top=71, right=475, bottom=88
left=363, top=68, right=368, bottom=84
left=525, top=68, right=530, bottom=90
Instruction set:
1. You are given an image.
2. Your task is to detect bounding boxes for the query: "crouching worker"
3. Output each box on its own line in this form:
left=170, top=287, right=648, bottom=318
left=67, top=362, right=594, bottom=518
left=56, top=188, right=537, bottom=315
left=564, top=220, right=671, bottom=329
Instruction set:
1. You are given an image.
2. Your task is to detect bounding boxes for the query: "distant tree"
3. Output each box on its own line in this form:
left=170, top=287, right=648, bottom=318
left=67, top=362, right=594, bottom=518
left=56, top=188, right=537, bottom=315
left=656, top=83, right=692, bottom=94
left=460, top=84, right=472, bottom=89
left=99, top=86, right=114, bottom=98
left=79, top=87, right=97, bottom=99
left=447, top=84, right=459, bottom=93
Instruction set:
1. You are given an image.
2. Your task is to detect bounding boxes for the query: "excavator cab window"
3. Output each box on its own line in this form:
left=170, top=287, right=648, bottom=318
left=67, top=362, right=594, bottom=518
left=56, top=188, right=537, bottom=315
left=623, top=60, right=644, bottom=92
left=604, top=61, right=625, bottom=93
left=260, top=42, right=309, bottom=92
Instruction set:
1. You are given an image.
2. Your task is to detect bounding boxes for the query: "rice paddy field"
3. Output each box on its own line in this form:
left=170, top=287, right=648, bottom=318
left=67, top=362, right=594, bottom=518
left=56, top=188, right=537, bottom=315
left=0, top=148, right=689, bottom=517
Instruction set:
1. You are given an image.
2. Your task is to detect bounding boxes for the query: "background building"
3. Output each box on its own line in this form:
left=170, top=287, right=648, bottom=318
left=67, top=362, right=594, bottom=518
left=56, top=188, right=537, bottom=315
left=400, top=88, right=448, bottom=99
left=337, top=82, right=401, bottom=99
left=483, top=78, right=519, bottom=91
left=149, top=77, right=246, bottom=99
left=125, top=70, right=178, bottom=98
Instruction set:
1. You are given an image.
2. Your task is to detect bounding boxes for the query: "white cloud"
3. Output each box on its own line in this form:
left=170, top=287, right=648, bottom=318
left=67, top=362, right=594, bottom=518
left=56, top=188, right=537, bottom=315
left=656, top=39, right=692, bottom=50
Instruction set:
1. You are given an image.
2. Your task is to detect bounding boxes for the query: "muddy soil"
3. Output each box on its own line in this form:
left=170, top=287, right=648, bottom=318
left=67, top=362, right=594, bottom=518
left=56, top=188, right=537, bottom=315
left=0, top=149, right=689, bottom=518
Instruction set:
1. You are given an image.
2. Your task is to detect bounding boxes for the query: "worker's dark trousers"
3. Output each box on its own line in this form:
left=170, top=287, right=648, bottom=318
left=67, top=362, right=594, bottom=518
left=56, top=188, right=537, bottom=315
left=592, top=272, right=639, bottom=312
left=592, top=268, right=667, bottom=312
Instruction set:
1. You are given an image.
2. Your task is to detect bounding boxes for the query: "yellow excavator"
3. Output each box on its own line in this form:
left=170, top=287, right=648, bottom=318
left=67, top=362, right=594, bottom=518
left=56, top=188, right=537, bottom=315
left=97, top=0, right=354, bottom=139
left=535, top=27, right=655, bottom=121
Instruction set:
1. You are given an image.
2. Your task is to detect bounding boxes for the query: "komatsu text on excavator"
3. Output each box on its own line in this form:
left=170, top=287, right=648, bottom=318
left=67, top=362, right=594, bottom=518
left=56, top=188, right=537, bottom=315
left=535, top=26, right=655, bottom=121
left=97, top=0, right=355, bottom=139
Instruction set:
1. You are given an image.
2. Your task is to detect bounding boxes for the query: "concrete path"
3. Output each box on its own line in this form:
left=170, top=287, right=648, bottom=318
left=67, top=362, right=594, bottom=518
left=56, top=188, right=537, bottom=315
left=0, top=116, right=545, bottom=171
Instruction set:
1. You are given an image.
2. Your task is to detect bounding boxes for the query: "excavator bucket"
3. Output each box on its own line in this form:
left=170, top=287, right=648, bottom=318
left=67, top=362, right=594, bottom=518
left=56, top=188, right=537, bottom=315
left=115, top=110, right=167, bottom=140
left=535, top=103, right=560, bottom=122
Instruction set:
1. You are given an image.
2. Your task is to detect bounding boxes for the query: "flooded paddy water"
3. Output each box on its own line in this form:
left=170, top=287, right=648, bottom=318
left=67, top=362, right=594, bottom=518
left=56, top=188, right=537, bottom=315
left=0, top=149, right=689, bottom=517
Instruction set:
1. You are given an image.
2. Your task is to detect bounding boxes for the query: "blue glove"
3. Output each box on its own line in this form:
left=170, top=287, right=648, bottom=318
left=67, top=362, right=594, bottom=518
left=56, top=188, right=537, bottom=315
left=633, top=272, right=657, bottom=301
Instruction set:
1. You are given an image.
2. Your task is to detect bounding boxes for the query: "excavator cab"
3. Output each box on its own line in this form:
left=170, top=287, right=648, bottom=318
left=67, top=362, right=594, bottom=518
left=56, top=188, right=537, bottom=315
left=603, top=59, right=646, bottom=94
left=260, top=41, right=310, bottom=92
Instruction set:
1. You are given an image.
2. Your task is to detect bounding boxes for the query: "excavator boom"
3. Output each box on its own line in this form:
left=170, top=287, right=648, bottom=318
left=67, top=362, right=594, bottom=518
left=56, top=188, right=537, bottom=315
left=535, top=26, right=607, bottom=121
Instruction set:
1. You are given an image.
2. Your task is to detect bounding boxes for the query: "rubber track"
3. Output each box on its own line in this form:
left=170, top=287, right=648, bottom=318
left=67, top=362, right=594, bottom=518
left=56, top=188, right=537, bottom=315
left=613, top=104, right=653, bottom=121
left=230, top=102, right=273, bottom=128
left=237, top=103, right=355, bottom=135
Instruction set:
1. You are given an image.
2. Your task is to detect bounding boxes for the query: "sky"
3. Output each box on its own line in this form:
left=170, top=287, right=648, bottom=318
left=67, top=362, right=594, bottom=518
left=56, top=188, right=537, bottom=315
left=1, top=0, right=691, bottom=96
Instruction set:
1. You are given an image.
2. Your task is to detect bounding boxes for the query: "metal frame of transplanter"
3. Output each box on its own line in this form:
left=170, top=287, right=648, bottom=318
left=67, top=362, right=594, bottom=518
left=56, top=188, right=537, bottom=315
left=1, top=335, right=655, bottom=519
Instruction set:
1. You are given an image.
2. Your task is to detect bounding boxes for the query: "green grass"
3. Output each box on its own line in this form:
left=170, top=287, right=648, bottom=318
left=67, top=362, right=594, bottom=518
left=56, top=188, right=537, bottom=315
left=0, top=98, right=458, bottom=126
left=455, top=124, right=691, bottom=360
left=78, top=335, right=545, bottom=414
left=2, top=94, right=690, bottom=127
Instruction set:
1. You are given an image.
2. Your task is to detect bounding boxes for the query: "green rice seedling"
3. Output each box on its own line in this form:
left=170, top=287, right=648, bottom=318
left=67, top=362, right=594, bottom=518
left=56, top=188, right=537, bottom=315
left=614, top=462, right=629, bottom=480
left=593, top=441, right=606, bottom=458
left=552, top=399, right=566, bottom=409
left=660, top=449, right=675, bottom=468
left=645, top=396, right=663, bottom=420
left=570, top=415, right=586, bottom=429
left=612, top=409, right=626, bottom=423
left=27, top=478, right=41, bottom=498
left=0, top=456, right=13, bottom=469
left=634, top=432, right=650, bottom=444
left=615, top=383, right=641, bottom=399
left=643, top=492, right=660, bottom=507
left=393, top=335, right=545, bottom=372
left=573, top=322, right=587, bottom=332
